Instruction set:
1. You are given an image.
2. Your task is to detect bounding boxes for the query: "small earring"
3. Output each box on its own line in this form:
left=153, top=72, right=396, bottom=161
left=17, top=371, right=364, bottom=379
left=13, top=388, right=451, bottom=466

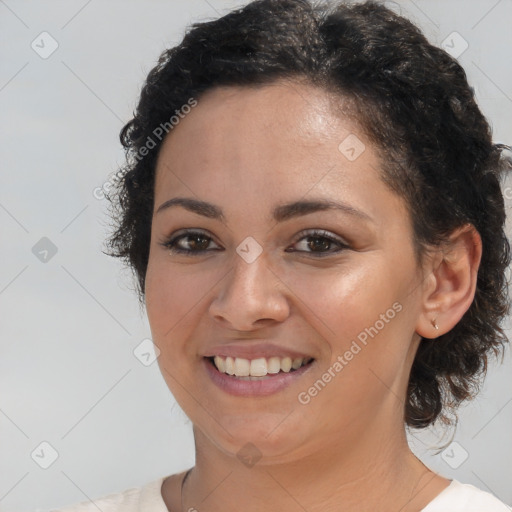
left=431, top=318, right=439, bottom=330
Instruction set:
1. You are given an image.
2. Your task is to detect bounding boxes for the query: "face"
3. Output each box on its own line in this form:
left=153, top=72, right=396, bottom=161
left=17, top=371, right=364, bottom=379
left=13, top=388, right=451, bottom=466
left=145, top=81, right=426, bottom=463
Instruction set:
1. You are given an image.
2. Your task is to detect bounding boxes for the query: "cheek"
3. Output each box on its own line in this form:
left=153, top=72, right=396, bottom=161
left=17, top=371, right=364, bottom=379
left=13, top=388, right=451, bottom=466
left=145, top=254, right=227, bottom=361
left=279, top=258, right=399, bottom=341
left=280, top=257, right=416, bottom=386
left=145, top=259, right=206, bottom=404
left=145, top=258, right=202, bottom=343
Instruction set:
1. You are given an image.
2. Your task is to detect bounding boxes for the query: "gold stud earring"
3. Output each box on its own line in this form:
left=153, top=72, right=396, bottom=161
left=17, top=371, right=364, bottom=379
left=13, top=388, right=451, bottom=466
left=431, top=318, right=439, bottom=330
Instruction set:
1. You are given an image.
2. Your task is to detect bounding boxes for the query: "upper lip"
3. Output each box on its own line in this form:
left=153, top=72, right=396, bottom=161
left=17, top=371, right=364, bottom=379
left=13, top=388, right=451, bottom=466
left=202, top=343, right=314, bottom=360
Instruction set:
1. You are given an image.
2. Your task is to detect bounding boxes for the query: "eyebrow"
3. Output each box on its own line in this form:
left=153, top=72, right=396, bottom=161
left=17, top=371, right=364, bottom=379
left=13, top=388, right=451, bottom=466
left=155, top=197, right=373, bottom=222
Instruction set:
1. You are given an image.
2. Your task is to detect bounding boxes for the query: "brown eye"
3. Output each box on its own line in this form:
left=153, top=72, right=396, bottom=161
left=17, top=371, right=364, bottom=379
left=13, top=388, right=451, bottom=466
left=305, top=236, right=332, bottom=252
left=181, top=234, right=211, bottom=251
left=287, top=229, right=349, bottom=257
left=161, top=230, right=222, bottom=255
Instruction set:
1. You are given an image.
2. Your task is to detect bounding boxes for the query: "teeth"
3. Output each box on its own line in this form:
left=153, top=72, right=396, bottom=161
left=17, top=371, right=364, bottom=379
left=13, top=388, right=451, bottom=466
left=280, top=357, right=292, bottom=372
left=234, top=357, right=250, bottom=377
left=214, top=356, right=225, bottom=373
left=267, top=356, right=281, bottom=374
left=250, top=358, right=267, bottom=377
left=225, top=356, right=235, bottom=375
left=292, top=357, right=304, bottom=370
left=212, top=355, right=311, bottom=377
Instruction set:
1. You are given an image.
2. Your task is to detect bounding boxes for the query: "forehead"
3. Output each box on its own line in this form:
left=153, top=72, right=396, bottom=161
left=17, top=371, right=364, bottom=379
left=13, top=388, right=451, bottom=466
left=152, top=82, right=414, bottom=252
left=152, top=81, right=406, bottom=223
left=155, top=81, right=369, bottom=181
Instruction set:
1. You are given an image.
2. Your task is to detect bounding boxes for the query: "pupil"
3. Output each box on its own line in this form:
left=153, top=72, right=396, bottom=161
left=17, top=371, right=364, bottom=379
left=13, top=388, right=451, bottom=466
left=308, top=237, right=329, bottom=251
left=190, top=235, right=208, bottom=250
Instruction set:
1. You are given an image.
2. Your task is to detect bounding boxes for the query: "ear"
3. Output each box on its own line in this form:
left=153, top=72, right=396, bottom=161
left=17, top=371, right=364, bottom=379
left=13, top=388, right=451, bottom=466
left=415, top=224, right=482, bottom=339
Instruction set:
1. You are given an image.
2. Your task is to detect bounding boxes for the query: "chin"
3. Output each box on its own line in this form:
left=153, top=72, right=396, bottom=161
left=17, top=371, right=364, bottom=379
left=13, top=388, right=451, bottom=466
left=193, top=409, right=316, bottom=465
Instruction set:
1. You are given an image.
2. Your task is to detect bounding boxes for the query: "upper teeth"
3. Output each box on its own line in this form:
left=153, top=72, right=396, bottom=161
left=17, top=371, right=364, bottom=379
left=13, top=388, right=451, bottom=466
left=213, top=356, right=311, bottom=377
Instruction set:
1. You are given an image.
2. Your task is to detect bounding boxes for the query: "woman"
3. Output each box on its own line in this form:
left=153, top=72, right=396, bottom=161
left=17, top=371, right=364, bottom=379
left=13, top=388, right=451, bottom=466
left=55, top=0, right=511, bottom=510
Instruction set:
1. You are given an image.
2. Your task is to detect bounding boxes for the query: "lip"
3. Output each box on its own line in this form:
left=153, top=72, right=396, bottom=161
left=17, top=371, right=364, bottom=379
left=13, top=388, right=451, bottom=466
left=203, top=343, right=313, bottom=360
left=203, top=356, right=315, bottom=397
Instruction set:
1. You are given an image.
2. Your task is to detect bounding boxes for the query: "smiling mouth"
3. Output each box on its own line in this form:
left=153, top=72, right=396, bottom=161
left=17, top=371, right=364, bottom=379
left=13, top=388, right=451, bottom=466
left=207, top=355, right=315, bottom=379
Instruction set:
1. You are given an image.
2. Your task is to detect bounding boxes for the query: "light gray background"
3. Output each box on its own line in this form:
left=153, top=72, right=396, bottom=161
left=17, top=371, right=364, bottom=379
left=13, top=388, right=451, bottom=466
left=1, top=1, right=511, bottom=510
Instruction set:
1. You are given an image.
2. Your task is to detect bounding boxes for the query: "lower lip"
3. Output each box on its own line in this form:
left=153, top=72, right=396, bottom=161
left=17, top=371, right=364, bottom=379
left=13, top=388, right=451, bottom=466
left=203, top=358, right=314, bottom=397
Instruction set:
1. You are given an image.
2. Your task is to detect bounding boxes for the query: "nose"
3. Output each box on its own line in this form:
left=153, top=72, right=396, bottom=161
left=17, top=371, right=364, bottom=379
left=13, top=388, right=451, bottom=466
left=208, top=253, right=290, bottom=331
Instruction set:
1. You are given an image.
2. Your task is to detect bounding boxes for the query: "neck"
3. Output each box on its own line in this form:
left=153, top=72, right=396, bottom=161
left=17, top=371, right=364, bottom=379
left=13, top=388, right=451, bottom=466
left=182, top=420, right=445, bottom=512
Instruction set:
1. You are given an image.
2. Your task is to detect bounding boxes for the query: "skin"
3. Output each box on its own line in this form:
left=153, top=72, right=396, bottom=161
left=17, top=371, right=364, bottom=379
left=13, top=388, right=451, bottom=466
left=144, top=80, right=482, bottom=512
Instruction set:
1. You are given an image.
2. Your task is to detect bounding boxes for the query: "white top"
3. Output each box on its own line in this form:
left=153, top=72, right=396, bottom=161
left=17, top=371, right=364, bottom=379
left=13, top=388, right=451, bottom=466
left=48, top=477, right=511, bottom=511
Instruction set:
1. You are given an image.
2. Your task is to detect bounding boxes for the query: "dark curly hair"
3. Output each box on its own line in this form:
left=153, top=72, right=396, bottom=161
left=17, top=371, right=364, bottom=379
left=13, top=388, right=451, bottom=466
left=106, top=0, right=511, bottom=429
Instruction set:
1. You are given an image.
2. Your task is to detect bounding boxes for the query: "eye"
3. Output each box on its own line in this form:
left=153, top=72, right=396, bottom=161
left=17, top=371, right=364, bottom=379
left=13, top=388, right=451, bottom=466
left=286, top=229, right=349, bottom=256
left=160, top=229, right=222, bottom=255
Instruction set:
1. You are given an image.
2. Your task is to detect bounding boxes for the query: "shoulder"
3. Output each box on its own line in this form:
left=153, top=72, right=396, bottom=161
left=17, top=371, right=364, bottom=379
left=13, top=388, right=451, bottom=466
left=422, top=480, right=511, bottom=512
left=47, top=476, right=168, bottom=512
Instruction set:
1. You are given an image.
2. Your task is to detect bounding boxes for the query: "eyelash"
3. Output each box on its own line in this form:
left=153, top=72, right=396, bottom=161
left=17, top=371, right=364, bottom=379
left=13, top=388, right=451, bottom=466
left=160, top=229, right=349, bottom=257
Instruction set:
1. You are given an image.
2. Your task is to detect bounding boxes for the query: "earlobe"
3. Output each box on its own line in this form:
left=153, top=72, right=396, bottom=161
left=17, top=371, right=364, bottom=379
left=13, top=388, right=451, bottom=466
left=415, top=224, right=482, bottom=340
